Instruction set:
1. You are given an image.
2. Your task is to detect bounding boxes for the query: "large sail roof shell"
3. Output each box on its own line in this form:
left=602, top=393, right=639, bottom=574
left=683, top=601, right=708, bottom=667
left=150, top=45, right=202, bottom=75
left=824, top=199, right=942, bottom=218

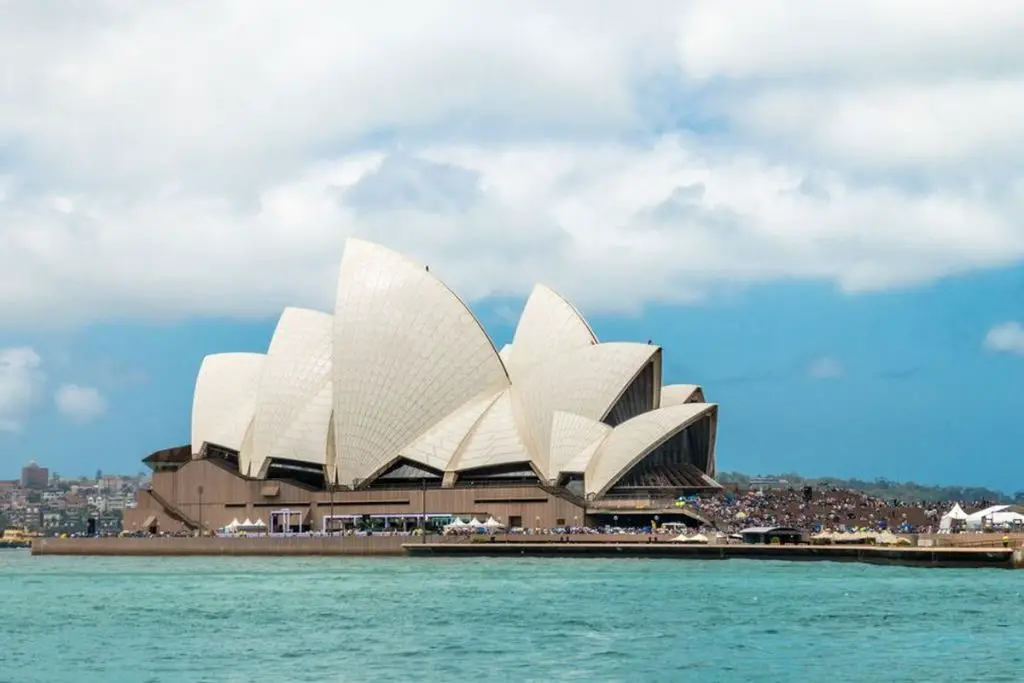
left=331, top=239, right=509, bottom=487
left=191, top=353, right=265, bottom=461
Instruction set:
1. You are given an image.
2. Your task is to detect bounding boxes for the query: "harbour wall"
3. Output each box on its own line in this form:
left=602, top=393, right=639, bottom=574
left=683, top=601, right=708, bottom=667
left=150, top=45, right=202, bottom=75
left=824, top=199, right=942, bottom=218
left=29, top=534, right=666, bottom=557
left=31, top=535, right=1024, bottom=568
left=31, top=535, right=462, bottom=557
left=404, top=541, right=1022, bottom=569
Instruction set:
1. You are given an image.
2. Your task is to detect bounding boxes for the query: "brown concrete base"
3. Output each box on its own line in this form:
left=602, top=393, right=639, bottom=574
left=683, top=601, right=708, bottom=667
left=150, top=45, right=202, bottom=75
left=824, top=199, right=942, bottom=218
left=403, top=541, right=1021, bottom=569
left=31, top=535, right=459, bottom=557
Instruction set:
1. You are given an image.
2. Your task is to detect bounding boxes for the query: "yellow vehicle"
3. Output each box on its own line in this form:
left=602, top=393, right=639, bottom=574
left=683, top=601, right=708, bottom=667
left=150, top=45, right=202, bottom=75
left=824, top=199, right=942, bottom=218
left=1, top=527, right=40, bottom=548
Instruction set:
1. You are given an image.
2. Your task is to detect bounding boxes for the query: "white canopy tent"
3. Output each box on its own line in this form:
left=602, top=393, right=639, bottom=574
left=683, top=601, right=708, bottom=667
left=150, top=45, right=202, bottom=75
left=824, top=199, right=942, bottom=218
left=468, top=517, right=484, bottom=528
left=482, top=517, right=504, bottom=530
left=939, top=503, right=969, bottom=531
left=444, top=518, right=469, bottom=533
left=234, top=518, right=265, bottom=533
left=967, top=505, right=1024, bottom=530
left=966, top=505, right=1012, bottom=530
left=990, top=511, right=1024, bottom=527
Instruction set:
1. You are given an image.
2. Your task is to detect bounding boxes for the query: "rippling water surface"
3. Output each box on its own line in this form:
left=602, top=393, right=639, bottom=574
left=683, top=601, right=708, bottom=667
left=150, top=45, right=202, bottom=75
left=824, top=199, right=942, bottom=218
left=1, top=549, right=1022, bottom=682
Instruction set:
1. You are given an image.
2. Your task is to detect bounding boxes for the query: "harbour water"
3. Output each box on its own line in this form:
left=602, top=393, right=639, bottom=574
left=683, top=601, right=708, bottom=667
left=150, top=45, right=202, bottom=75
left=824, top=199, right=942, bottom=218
left=2, top=549, right=1021, bottom=682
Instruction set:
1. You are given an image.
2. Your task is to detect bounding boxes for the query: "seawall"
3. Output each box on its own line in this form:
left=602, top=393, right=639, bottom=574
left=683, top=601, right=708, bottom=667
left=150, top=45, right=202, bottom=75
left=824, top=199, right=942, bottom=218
left=403, top=541, right=1022, bottom=569
left=31, top=535, right=458, bottom=557
left=28, top=534, right=680, bottom=556
left=31, top=536, right=1024, bottom=568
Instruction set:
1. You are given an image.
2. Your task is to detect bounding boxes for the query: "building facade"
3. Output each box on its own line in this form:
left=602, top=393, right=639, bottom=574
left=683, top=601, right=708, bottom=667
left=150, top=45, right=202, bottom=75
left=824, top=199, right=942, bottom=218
left=20, top=461, right=49, bottom=490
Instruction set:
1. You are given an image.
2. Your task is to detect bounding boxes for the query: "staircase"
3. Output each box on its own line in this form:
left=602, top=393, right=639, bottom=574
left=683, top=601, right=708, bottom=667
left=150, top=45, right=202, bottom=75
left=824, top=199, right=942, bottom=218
left=536, top=482, right=588, bottom=509
left=146, top=488, right=201, bottom=531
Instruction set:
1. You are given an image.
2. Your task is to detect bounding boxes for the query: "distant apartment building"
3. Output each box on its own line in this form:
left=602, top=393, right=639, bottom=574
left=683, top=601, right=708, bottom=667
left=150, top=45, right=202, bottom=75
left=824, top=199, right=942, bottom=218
left=20, top=461, right=49, bottom=490
left=99, top=475, right=125, bottom=493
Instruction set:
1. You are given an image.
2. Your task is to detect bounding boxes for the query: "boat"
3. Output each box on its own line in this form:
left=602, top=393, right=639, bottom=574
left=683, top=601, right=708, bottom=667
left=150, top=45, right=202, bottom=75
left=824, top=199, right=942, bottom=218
left=1, top=527, right=40, bottom=549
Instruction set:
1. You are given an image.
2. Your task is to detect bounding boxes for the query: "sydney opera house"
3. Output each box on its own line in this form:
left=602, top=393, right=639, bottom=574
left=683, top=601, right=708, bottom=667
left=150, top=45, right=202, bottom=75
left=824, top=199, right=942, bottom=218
left=125, top=239, right=720, bottom=534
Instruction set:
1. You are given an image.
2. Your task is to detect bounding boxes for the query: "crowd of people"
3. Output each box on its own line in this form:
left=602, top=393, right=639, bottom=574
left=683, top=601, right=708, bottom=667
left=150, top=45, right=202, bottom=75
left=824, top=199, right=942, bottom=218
left=678, top=486, right=996, bottom=535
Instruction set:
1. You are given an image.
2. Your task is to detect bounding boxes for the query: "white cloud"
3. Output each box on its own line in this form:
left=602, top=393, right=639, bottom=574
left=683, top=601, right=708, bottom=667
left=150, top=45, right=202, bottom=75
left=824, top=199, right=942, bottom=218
left=53, top=384, right=108, bottom=424
left=674, top=1, right=1024, bottom=170
left=0, top=347, right=44, bottom=431
left=807, top=356, right=845, bottom=380
left=984, top=322, right=1024, bottom=356
left=676, top=1, right=1024, bottom=81
left=0, top=3, right=1021, bottom=328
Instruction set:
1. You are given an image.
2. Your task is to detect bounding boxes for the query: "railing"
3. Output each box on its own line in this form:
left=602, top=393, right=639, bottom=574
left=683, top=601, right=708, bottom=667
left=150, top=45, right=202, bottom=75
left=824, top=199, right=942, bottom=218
left=146, top=488, right=201, bottom=530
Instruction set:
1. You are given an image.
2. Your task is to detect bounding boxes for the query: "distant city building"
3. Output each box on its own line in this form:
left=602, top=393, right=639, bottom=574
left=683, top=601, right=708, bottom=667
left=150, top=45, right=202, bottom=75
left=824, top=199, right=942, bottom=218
left=20, top=461, right=49, bottom=490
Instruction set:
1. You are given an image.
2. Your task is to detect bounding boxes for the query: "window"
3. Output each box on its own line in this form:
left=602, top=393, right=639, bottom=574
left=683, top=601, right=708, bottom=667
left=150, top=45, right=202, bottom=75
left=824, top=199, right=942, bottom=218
left=556, top=518, right=566, bottom=526
left=509, top=515, right=522, bottom=528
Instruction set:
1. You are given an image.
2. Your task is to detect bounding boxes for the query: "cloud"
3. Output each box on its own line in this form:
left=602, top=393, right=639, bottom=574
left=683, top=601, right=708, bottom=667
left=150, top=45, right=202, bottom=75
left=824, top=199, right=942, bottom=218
left=984, top=322, right=1024, bottom=356
left=676, top=1, right=1024, bottom=169
left=0, top=3, right=1021, bottom=329
left=807, top=356, right=845, bottom=380
left=0, top=347, right=44, bottom=431
left=53, top=384, right=108, bottom=424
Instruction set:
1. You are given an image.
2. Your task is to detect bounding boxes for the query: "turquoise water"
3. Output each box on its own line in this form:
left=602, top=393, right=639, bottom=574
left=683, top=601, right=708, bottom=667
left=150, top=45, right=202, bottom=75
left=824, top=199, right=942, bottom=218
left=1, top=550, right=1022, bottom=683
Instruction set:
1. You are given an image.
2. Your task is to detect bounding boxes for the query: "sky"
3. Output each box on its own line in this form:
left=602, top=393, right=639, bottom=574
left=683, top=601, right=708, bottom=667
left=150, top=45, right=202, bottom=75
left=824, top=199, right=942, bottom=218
left=0, top=2, right=1022, bottom=489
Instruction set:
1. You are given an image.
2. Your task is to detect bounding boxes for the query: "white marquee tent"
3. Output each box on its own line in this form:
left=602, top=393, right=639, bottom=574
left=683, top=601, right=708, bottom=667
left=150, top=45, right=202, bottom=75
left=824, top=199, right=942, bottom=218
left=966, top=505, right=1024, bottom=530
left=444, top=518, right=468, bottom=533
left=939, top=503, right=969, bottom=531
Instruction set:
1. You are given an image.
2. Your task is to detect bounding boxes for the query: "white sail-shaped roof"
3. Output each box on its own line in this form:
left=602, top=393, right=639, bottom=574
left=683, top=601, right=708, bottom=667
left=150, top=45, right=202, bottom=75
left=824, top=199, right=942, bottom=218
left=448, top=389, right=533, bottom=473
left=191, top=353, right=266, bottom=457
left=548, top=411, right=612, bottom=477
left=511, top=342, right=660, bottom=474
left=254, top=381, right=333, bottom=476
left=563, top=435, right=606, bottom=474
left=331, top=239, right=509, bottom=487
left=184, top=238, right=718, bottom=498
left=660, top=384, right=705, bottom=407
left=400, top=390, right=502, bottom=472
left=247, top=308, right=333, bottom=477
left=505, top=284, right=597, bottom=381
left=498, top=344, right=513, bottom=365
left=585, top=403, right=717, bottom=497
